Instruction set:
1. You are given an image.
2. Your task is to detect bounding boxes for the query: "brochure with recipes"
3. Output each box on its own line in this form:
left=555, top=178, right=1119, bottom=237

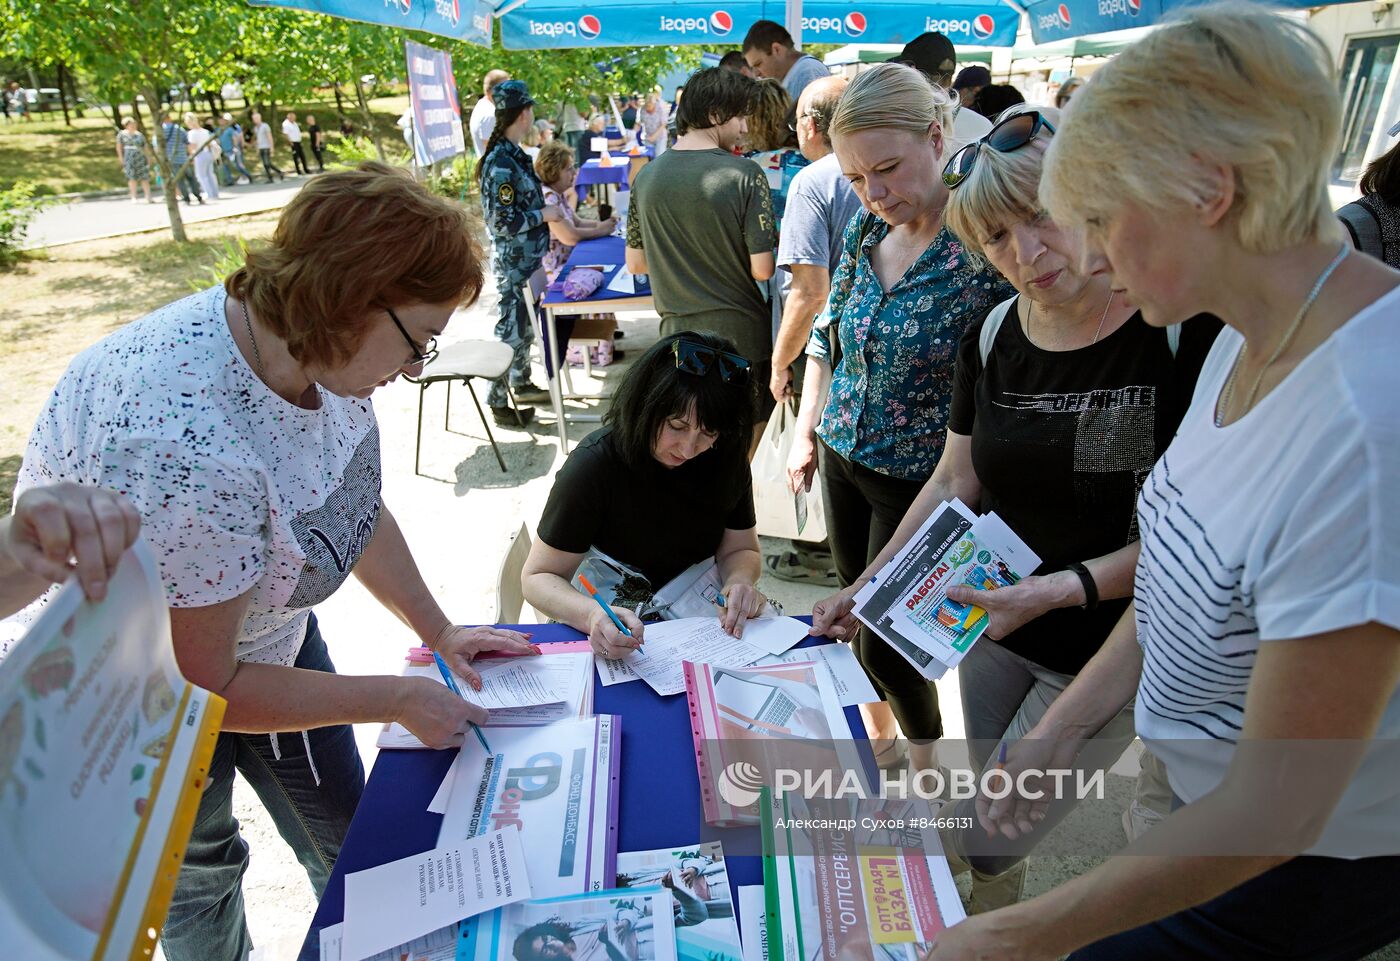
left=0, top=541, right=225, bottom=961
left=684, top=660, right=866, bottom=827
left=436, top=716, right=620, bottom=899
left=458, top=887, right=678, bottom=961
left=377, top=651, right=594, bottom=749
left=761, top=792, right=966, bottom=961
left=852, top=500, right=1040, bottom=681
left=616, top=842, right=741, bottom=961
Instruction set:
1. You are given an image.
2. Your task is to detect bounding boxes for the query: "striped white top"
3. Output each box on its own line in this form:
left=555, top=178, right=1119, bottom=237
left=1134, top=287, right=1400, bottom=858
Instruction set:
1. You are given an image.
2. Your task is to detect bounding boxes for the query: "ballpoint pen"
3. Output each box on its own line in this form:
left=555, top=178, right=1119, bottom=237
left=431, top=650, right=491, bottom=753
left=578, top=574, right=634, bottom=638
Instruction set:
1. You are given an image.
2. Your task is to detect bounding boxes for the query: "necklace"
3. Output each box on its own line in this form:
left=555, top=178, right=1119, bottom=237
left=1032, top=289, right=1114, bottom=346
left=240, top=297, right=265, bottom=377
left=1215, top=243, right=1349, bottom=428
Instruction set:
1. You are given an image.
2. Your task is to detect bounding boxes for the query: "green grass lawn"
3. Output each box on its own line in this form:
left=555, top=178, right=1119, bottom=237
left=0, top=93, right=416, bottom=196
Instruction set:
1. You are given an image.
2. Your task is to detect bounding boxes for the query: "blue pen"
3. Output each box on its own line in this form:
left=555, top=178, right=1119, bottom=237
left=432, top=650, right=492, bottom=753
left=578, top=575, right=634, bottom=638
left=713, top=592, right=726, bottom=608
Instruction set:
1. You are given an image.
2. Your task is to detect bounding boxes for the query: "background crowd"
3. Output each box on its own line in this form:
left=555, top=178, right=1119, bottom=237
left=3, top=5, right=1400, bottom=961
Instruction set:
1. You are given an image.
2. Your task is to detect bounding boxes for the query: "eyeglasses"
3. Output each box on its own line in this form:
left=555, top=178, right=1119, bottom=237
left=672, top=339, right=751, bottom=384
left=386, top=307, right=440, bottom=367
left=787, top=110, right=813, bottom=133
left=942, top=110, right=1056, bottom=190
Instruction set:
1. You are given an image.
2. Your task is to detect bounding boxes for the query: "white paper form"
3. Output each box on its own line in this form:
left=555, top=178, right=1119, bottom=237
left=427, top=765, right=455, bottom=815
left=319, top=922, right=458, bottom=961
left=756, top=642, right=879, bottom=707
left=736, top=616, right=809, bottom=657
left=341, top=830, right=530, bottom=961
left=606, top=269, right=636, bottom=294
left=595, top=653, right=640, bottom=686
left=623, top=618, right=769, bottom=696
left=737, top=885, right=768, bottom=961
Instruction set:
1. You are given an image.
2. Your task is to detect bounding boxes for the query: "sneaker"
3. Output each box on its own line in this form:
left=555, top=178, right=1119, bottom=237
left=764, top=550, right=840, bottom=588
left=511, top=382, right=552, bottom=404
left=490, top=405, right=535, bottom=428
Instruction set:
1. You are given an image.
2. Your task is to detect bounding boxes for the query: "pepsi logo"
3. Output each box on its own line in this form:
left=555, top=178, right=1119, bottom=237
left=579, top=14, right=601, bottom=38
left=972, top=13, right=995, bottom=39
left=388, top=0, right=411, bottom=14
left=844, top=12, right=867, bottom=36
left=711, top=10, right=733, bottom=34
left=1129, top=0, right=1142, bottom=12
left=1058, top=3, right=1072, bottom=25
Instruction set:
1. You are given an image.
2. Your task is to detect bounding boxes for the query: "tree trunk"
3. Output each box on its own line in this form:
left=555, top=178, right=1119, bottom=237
left=106, top=97, right=124, bottom=132
left=57, top=61, right=71, bottom=126
left=67, top=67, right=84, bottom=118
left=333, top=82, right=346, bottom=119
left=145, top=84, right=188, bottom=244
left=355, top=77, right=386, bottom=162
left=205, top=91, right=218, bottom=117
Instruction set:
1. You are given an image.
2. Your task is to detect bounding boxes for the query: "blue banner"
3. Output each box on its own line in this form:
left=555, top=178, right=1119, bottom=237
left=1025, top=0, right=1160, bottom=42
left=800, top=2, right=1018, bottom=46
left=248, top=0, right=493, bottom=46
left=502, top=2, right=776, bottom=49
left=405, top=40, right=465, bottom=166
left=503, top=0, right=1017, bottom=49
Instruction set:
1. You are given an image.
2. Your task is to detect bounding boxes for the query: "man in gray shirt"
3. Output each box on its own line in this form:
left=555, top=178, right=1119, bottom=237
left=770, top=75, right=862, bottom=405
left=741, top=20, right=831, bottom=101
left=626, top=67, right=776, bottom=423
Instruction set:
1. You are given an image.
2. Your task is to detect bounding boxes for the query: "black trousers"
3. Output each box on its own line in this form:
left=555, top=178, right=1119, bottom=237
left=289, top=140, right=309, bottom=174
left=818, top=439, right=941, bottom=741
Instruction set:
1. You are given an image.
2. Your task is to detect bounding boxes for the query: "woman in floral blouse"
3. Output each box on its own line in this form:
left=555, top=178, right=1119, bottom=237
left=786, top=63, right=1012, bottom=773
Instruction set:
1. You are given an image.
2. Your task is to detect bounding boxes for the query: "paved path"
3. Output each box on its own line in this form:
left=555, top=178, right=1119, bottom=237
left=24, top=175, right=310, bottom=249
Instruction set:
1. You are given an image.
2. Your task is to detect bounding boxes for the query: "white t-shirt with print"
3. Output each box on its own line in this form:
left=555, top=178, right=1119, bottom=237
left=1134, top=286, right=1400, bottom=858
left=3, top=285, right=382, bottom=667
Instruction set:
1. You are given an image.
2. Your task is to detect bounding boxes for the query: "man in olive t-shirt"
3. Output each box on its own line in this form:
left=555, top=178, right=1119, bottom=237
left=626, top=68, right=776, bottom=384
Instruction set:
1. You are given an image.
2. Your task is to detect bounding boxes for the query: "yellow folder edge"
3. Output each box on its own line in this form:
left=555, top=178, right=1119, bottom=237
left=89, top=684, right=227, bottom=961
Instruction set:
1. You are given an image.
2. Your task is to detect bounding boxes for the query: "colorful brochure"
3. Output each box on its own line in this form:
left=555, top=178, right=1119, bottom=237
left=458, top=887, right=678, bottom=961
left=761, top=793, right=966, bottom=961
left=853, top=501, right=1040, bottom=681
left=0, top=541, right=224, bottom=961
left=436, top=717, right=620, bottom=898
left=617, top=842, right=741, bottom=961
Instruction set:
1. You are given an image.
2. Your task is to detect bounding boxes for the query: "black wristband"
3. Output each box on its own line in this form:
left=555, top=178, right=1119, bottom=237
left=1067, top=562, right=1098, bottom=612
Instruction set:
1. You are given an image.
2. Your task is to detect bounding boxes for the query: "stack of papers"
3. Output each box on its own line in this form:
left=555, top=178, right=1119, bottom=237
left=853, top=499, right=1040, bottom=681
left=378, top=652, right=594, bottom=749
left=600, top=616, right=809, bottom=696
left=322, top=830, right=532, bottom=961
left=685, top=659, right=865, bottom=826
left=459, top=887, right=678, bottom=961
left=436, top=716, right=620, bottom=899
left=616, top=843, right=741, bottom=961
left=762, top=792, right=966, bottom=960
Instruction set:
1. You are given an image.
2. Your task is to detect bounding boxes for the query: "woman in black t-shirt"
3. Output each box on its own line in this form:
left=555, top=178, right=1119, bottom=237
left=809, top=104, right=1220, bottom=905
left=523, top=332, right=765, bottom=658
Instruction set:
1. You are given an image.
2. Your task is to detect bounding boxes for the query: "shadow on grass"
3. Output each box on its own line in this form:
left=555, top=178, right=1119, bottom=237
left=0, top=454, right=21, bottom=515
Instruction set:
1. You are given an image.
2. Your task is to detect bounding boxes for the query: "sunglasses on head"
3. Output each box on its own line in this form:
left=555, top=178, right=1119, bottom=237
left=672, top=339, right=751, bottom=385
left=942, top=110, right=1056, bottom=190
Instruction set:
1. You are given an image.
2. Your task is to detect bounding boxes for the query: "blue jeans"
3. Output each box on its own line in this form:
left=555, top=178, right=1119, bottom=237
left=1067, top=854, right=1400, bottom=960
left=159, top=615, right=366, bottom=961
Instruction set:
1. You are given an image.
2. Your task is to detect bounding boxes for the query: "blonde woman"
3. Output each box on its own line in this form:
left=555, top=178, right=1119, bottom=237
left=638, top=90, right=668, bottom=155
left=924, top=7, right=1400, bottom=959
left=795, top=63, right=1013, bottom=774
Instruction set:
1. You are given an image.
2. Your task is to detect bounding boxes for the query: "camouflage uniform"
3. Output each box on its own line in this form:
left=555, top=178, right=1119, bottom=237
left=481, top=138, right=550, bottom=408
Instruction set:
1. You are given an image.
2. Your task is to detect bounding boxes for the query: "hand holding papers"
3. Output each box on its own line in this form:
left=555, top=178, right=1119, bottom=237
left=852, top=499, right=1040, bottom=681
left=340, top=831, right=531, bottom=961
left=378, top=653, right=594, bottom=749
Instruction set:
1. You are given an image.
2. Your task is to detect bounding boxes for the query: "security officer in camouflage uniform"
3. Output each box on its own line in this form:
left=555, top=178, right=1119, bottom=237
left=478, top=79, right=562, bottom=424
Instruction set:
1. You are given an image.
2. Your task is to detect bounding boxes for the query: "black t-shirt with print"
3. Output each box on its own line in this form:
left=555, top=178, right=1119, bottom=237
left=537, top=427, right=757, bottom=591
left=947, top=298, right=1221, bottom=674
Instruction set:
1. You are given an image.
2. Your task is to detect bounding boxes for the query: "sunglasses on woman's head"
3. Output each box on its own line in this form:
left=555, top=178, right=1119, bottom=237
left=672, top=339, right=751, bottom=385
left=942, top=110, right=1056, bottom=190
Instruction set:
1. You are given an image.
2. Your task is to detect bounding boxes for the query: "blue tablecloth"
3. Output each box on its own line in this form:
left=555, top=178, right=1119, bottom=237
left=540, top=236, right=651, bottom=307
left=575, top=158, right=631, bottom=187
left=299, top=620, right=865, bottom=960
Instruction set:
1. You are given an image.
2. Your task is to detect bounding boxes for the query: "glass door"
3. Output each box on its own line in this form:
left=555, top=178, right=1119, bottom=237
left=1334, top=34, right=1400, bottom=184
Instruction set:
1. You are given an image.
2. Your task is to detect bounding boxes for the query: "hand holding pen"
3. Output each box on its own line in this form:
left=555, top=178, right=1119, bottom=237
left=579, top=575, right=645, bottom=659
